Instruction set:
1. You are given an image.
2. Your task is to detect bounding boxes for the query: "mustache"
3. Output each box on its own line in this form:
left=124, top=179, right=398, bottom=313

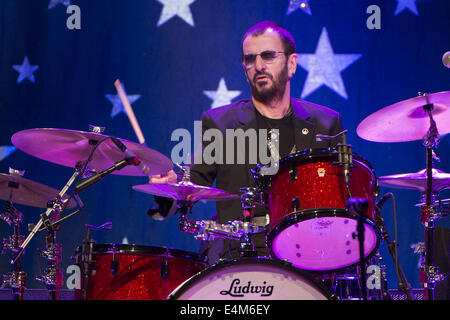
left=253, top=72, right=273, bottom=82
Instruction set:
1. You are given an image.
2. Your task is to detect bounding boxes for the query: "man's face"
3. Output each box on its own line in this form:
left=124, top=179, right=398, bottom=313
left=242, top=30, right=297, bottom=104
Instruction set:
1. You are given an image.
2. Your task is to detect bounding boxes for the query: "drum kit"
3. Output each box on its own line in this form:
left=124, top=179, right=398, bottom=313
left=1, top=91, right=449, bottom=300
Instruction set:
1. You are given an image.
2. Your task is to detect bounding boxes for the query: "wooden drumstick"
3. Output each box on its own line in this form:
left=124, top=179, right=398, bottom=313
left=114, top=79, right=146, bottom=145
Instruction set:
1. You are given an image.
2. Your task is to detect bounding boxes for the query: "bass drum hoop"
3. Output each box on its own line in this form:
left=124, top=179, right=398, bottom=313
left=77, top=243, right=205, bottom=263
left=167, top=257, right=336, bottom=300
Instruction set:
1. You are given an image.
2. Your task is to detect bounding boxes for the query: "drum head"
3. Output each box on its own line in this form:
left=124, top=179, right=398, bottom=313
left=168, top=258, right=334, bottom=300
left=268, top=209, right=380, bottom=272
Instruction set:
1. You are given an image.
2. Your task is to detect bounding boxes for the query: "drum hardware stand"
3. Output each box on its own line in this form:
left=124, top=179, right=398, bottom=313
left=238, top=187, right=264, bottom=257
left=1, top=201, right=26, bottom=300
left=74, top=222, right=112, bottom=300
left=346, top=197, right=369, bottom=300
left=178, top=189, right=265, bottom=257
left=316, top=130, right=353, bottom=197
left=10, top=169, right=81, bottom=300
left=418, top=92, right=447, bottom=300
left=374, top=195, right=413, bottom=300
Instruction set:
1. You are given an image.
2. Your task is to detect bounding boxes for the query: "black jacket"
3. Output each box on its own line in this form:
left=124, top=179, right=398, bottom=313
left=151, top=97, right=343, bottom=224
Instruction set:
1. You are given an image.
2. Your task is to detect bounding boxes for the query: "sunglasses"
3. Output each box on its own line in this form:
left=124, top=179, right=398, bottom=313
left=242, top=50, right=287, bottom=67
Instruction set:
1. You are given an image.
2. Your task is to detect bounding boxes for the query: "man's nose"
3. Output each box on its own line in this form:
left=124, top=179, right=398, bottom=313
left=254, top=55, right=266, bottom=71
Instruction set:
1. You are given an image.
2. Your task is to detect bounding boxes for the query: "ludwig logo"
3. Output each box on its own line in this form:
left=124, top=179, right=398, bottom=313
left=220, top=278, right=274, bottom=297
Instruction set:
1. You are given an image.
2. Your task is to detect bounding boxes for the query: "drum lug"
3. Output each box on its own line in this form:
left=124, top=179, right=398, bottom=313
left=160, top=258, right=170, bottom=280
left=292, top=197, right=301, bottom=212
left=289, top=166, right=297, bottom=181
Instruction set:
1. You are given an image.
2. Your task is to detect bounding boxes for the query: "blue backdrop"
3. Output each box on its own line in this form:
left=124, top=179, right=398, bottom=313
left=0, top=0, right=449, bottom=292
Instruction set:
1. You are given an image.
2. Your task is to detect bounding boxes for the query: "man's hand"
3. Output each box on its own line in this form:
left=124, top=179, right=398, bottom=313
left=148, top=169, right=178, bottom=184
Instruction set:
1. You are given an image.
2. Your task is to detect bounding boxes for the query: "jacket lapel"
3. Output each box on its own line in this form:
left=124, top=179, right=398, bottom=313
left=291, top=98, right=317, bottom=153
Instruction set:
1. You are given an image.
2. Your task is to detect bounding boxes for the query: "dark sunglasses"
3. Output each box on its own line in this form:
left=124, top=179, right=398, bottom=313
left=242, top=50, right=287, bottom=67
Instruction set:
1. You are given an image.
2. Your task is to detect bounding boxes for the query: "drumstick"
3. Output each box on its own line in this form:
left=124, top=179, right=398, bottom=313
left=114, top=79, right=146, bottom=145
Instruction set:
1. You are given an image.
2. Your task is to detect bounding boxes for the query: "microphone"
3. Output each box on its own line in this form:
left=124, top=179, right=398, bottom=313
left=75, top=158, right=132, bottom=192
left=110, top=137, right=151, bottom=175
left=346, top=197, right=368, bottom=216
left=443, top=51, right=450, bottom=68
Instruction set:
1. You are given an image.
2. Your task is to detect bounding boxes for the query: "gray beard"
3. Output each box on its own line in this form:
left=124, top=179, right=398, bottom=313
left=249, top=64, right=289, bottom=104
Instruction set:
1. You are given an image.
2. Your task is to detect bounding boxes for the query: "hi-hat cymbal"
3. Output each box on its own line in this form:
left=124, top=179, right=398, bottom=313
left=357, top=91, right=450, bottom=142
left=378, top=168, right=450, bottom=193
left=132, top=181, right=239, bottom=202
left=0, top=173, right=77, bottom=209
left=11, top=128, right=173, bottom=176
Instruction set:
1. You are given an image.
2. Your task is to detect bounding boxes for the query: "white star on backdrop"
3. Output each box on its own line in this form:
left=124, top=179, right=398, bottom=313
left=12, top=56, right=39, bottom=84
left=298, top=27, right=362, bottom=100
left=203, top=78, right=241, bottom=109
left=394, top=0, right=418, bottom=15
left=156, top=0, right=196, bottom=27
left=0, top=146, right=16, bottom=162
left=287, top=0, right=312, bottom=16
left=105, top=84, right=141, bottom=118
left=48, top=0, right=70, bottom=9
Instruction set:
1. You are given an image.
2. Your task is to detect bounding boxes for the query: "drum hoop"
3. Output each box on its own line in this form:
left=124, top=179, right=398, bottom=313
left=275, top=148, right=376, bottom=179
left=77, top=244, right=205, bottom=262
left=266, top=208, right=381, bottom=274
left=167, top=257, right=336, bottom=300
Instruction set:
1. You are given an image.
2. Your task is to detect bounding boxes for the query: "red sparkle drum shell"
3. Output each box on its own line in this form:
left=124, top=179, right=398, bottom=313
left=75, top=244, right=206, bottom=300
left=267, top=148, right=380, bottom=272
left=168, top=258, right=336, bottom=300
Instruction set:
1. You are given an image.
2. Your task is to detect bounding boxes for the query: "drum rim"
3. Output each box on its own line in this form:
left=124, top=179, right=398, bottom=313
left=272, top=147, right=377, bottom=181
left=167, top=257, right=337, bottom=300
left=266, top=208, right=381, bottom=274
left=76, top=243, right=205, bottom=262
left=279, top=147, right=375, bottom=170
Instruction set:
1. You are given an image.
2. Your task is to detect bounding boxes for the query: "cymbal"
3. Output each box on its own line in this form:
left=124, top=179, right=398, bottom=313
left=132, top=181, right=239, bottom=202
left=357, top=91, right=450, bottom=142
left=378, top=168, right=450, bottom=193
left=0, top=173, right=77, bottom=209
left=11, top=128, right=173, bottom=176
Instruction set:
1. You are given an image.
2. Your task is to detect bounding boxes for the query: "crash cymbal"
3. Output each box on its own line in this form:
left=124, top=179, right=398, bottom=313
left=0, top=173, right=77, bottom=209
left=357, top=91, right=450, bottom=142
left=11, top=128, right=173, bottom=176
left=378, top=168, right=450, bottom=193
left=132, top=181, right=239, bottom=202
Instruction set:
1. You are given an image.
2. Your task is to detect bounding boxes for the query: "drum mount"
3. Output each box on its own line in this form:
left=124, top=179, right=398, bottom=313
left=179, top=187, right=266, bottom=257
left=1, top=201, right=26, bottom=300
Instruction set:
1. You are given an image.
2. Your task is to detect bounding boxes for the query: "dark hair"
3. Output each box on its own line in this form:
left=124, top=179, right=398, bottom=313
left=241, top=21, right=296, bottom=56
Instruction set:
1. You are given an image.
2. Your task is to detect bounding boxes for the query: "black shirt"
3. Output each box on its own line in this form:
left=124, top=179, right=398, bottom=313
left=255, top=107, right=296, bottom=162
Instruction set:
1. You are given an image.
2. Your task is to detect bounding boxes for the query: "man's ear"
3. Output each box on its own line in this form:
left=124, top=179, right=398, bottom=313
left=288, top=53, right=298, bottom=78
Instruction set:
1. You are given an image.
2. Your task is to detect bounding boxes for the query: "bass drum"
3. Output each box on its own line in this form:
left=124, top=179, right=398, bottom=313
left=168, top=258, right=335, bottom=300
left=75, top=244, right=206, bottom=300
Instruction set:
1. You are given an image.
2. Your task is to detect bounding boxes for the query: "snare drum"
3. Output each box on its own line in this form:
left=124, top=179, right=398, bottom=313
left=75, top=244, right=205, bottom=300
left=168, top=258, right=335, bottom=300
left=267, top=148, right=380, bottom=272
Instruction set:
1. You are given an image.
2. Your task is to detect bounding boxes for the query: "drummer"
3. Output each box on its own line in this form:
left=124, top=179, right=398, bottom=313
left=148, top=20, right=343, bottom=262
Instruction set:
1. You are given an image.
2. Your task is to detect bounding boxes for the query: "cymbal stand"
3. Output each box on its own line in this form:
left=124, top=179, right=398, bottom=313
left=1, top=201, right=26, bottom=300
left=374, top=202, right=413, bottom=300
left=419, top=92, right=447, bottom=300
left=11, top=169, right=80, bottom=300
